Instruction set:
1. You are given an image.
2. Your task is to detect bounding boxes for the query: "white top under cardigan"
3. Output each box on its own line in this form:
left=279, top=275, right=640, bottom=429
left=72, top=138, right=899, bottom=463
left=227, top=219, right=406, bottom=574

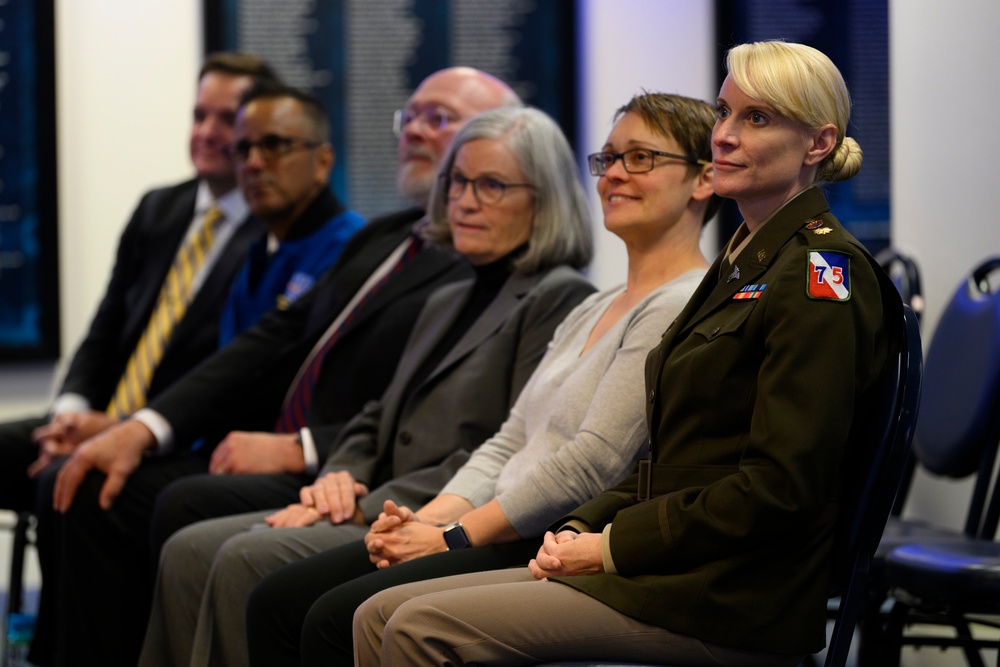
left=439, top=268, right=706, bottom=538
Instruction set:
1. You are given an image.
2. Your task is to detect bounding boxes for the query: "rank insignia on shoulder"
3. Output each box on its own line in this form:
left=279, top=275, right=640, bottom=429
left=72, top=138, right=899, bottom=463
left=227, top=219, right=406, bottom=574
left=808, top=250, right=851, bottom=301
left=813, top=227, right=832, bottom=235
left=804, top=220, right=824, bottom=230
left=733, top=283, right=767, bottom=299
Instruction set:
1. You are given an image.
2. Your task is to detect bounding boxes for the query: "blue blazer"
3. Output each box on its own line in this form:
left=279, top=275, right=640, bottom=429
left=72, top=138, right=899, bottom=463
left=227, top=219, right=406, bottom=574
left=218, top=189, right=364, bottom=345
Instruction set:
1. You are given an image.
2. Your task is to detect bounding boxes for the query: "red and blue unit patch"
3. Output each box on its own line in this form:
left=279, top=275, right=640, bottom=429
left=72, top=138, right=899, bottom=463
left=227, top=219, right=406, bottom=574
left=808, top=251, right=851, bottom=301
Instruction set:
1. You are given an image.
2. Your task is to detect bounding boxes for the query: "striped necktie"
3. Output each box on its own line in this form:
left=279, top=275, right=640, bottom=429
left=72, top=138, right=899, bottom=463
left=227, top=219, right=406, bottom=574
left=107, top=205, right=223, bottom=418
left=274, top=235, right=424, bottom=433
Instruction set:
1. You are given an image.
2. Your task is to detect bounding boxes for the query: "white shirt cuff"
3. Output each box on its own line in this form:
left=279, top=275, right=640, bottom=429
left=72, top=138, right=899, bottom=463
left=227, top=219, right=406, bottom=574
left=299, top=427, right=319, bottom=475
left=51, top=394, right=91, bottom=415
left=601, top=523, right=618, bottom=575
left=132, top=409, right=173, bottom=454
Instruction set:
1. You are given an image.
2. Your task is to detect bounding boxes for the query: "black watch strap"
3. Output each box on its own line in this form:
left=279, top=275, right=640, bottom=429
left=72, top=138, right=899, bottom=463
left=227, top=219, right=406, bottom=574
left=442, top=521, right=472, bottom=550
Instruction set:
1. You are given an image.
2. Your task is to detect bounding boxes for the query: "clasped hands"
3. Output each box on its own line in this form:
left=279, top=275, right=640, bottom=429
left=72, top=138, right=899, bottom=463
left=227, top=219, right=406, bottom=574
left=265, top=470, right=369, bottom=528
left=528, top=530, right=604, bottom=580
left=363, top=500, right=448, bottom=569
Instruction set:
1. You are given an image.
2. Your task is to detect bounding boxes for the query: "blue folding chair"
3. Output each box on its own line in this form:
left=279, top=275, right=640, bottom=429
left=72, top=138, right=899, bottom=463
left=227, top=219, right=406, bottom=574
left=874, top=258, right=1000, bottom=667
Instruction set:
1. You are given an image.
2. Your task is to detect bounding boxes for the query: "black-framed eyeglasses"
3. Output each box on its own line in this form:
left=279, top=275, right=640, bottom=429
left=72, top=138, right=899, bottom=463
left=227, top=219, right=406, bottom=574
left=587, top=148, right=708, bottom=176
left=231, top=134, right=321, bottom=162
left=393, top=106, right=458, bottom=137
left=444, top=172, right=534, bottom=205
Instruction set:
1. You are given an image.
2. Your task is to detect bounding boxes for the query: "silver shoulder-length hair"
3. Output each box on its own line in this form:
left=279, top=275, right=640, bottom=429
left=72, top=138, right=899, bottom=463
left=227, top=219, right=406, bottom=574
left=424, top=106, right=593, bottom=273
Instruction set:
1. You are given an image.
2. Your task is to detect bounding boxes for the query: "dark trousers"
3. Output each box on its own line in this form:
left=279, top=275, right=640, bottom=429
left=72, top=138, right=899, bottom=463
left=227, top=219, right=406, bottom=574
left=246, top=536, right=541, bottom=666
left=149, top=471, right=309, bottom=562
left=0, top=415, right=47, bottom=511
left=31, top=454, right=208, bottom=667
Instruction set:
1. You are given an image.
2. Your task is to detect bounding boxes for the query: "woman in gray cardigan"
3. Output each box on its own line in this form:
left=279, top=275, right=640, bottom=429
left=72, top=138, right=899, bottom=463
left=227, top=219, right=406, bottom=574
left=244, top=92, right=721, bottom=666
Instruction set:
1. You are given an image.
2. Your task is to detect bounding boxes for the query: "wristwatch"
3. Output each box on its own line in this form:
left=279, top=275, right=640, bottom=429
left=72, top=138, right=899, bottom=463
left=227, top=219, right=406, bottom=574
left=442, top=521, right=472, bottom=550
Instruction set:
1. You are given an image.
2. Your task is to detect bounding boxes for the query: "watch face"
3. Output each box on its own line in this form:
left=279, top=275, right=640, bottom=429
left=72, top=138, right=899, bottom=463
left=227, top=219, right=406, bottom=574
left=443, top=522, right=470, bottom=550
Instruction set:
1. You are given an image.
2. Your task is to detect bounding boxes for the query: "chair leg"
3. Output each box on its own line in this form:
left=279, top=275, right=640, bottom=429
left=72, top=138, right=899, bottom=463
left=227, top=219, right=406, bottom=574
left=950, top=615, right=987, bottom=667
left=874, top=599, right=910, bottom=667
left=855, top=587, right=890, bottom=667
left=7, top=511, right=32, bottom=617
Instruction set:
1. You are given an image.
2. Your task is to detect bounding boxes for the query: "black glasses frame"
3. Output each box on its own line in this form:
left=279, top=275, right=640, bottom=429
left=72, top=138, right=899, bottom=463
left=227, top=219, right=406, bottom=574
left=231, top=134, right=321, bottom=162
left=587, top=148, right=708, bottom=176
left=442, top=172, right=535, bottom=205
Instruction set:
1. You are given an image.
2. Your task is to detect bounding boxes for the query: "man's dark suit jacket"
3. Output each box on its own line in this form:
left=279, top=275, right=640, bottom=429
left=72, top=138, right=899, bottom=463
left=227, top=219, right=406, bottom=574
left=60, top=178, right=264, bottom=409
left=147, top=207, right=474, bottom=458
left=0, top=178, right=262, bottom=513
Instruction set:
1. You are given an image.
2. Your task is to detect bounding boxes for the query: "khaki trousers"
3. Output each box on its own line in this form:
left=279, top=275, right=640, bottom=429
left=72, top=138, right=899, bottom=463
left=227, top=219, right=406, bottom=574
left=354, top=568, right=804, bottom=666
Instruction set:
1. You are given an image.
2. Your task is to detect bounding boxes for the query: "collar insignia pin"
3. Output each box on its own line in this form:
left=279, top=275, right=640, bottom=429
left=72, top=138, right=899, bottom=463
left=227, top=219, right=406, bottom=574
left=727, top=265, right=740, bottom=283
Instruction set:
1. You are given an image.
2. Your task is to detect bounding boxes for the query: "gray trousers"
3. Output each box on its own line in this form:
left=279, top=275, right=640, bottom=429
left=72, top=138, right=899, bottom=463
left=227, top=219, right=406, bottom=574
left=354, top=568, right=804, bottom=667
left=138, top=510, right=367, bottom=667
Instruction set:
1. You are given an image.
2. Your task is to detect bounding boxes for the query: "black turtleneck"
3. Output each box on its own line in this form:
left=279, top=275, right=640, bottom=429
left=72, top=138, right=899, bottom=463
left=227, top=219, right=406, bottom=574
left=402, top=249, right=521, bottom=399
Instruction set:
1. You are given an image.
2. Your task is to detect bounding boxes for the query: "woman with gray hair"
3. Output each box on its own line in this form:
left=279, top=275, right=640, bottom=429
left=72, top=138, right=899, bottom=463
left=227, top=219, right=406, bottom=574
left=424, top=106, right=593, bottom=275
left=138, top=105, right=597, bottom=667
left=243, top=92, right=717, bottom=666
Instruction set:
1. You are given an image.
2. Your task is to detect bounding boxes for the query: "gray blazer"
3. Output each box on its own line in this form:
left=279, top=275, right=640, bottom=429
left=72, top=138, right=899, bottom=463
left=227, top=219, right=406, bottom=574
left=318, top=264, right=596, bottom=520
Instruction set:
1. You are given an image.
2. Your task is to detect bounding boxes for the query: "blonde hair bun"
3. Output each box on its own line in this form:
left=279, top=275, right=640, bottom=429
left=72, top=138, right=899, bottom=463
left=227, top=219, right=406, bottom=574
left=817, top=136, right=863, bottom=183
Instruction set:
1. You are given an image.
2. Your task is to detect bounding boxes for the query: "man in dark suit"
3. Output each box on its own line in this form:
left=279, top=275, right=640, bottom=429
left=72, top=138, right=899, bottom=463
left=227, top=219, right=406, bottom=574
left=0, top=53, right=277, bottom=511
left=42, top=67, right=521, bottom=667
left=0, top=51, right=278, bottom=667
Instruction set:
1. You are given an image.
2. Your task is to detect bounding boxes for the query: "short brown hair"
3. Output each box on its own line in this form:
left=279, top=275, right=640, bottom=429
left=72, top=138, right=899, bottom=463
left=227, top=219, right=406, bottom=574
left=614, top=92, right=722, bottom=225
left=199, top=52, right=281, bottom=86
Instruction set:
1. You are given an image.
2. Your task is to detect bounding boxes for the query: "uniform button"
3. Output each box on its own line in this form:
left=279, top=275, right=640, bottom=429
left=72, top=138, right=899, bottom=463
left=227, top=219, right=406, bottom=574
left=399, top=432, right=413, bottom=445
left=648, top=389, right=655, bottom=403
left=711, top=326, right=721, bottom=336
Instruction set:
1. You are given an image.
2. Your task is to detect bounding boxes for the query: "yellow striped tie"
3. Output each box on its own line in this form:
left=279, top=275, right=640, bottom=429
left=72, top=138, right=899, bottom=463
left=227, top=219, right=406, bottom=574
left=107, top=206, right=223, bottom=418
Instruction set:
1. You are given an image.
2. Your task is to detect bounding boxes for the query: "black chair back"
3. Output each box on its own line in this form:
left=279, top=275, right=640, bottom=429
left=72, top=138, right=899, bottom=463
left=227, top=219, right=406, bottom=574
left=874, top=248, right=923, bottom=516
left=876, top=248, right=924, bottom=323
left=824, top=304, right=923, bottom=667
left=911, top=257, right=1000, bottom=538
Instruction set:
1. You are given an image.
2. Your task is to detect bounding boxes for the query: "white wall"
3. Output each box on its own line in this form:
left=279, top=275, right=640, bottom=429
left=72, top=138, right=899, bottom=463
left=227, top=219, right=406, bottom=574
left=0, top=0, right=202, bottom=421
left=578, top=0, right=718, bottom=290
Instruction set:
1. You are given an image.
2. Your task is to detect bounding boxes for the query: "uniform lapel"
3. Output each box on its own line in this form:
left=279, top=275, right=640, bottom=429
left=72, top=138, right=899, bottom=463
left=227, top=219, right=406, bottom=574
left=427, top=270, right=533, bottom=381
left=675, top=188, right=831, bottom=340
